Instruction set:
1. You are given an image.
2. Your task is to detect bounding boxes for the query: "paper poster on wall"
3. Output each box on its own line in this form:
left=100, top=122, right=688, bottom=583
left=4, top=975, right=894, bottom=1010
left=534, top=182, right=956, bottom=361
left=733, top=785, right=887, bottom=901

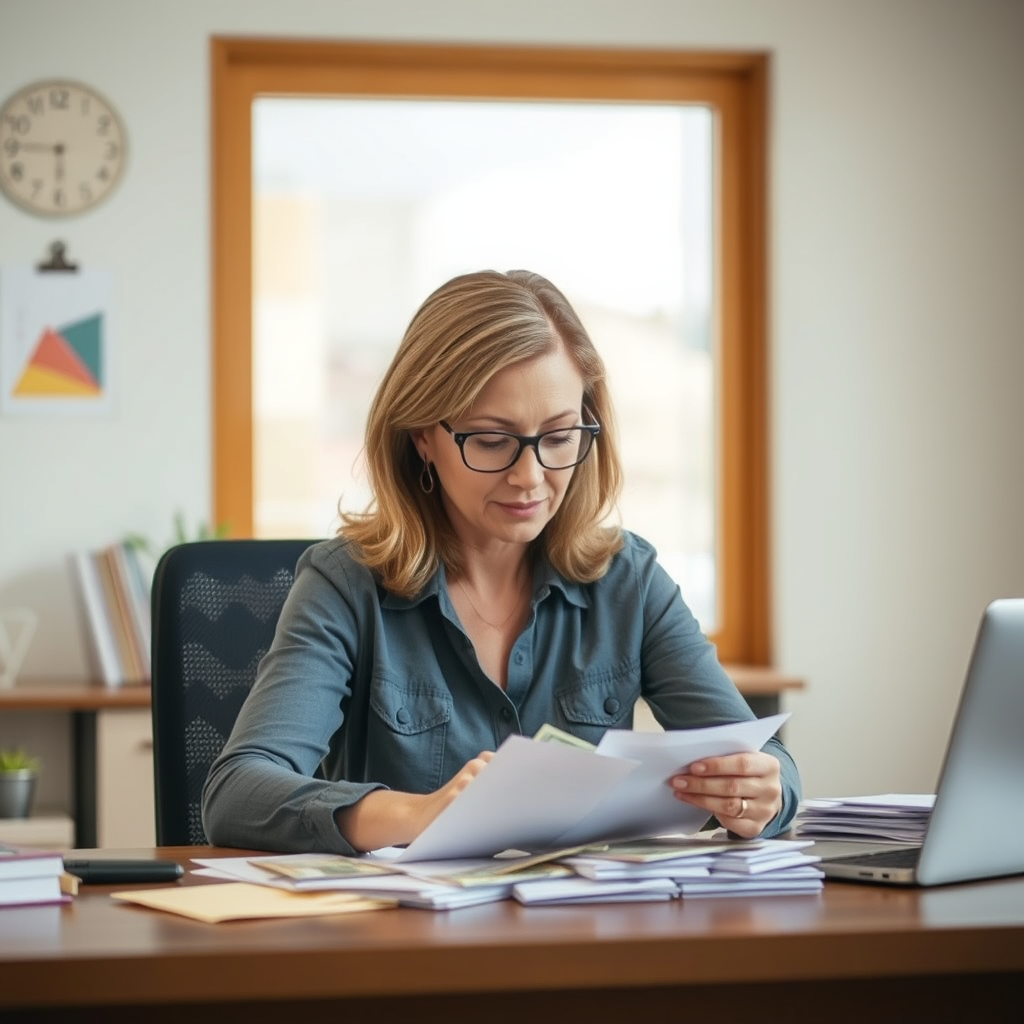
left=0, top=266, right=114, bottom=417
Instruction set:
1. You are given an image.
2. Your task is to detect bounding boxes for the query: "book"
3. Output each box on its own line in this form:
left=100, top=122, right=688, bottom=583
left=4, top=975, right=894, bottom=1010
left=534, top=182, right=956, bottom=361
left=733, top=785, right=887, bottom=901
left=70, top=544, right=153, bottom=687
left=0, top=841, right=70, bottom=907
left=0, top=873, right=68, bottom=907
left=101, top=544, right=149, bottom=681
left=69, top=551, right=124, bottom=686
left=0, top=841, right=64, bottom=879
left=115, top=542, right=153, bottom=668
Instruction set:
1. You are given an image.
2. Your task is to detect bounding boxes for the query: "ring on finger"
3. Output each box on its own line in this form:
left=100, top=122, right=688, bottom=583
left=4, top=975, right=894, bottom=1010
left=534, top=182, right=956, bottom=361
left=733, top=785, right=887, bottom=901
left=738, top=797, right=748, bottom=818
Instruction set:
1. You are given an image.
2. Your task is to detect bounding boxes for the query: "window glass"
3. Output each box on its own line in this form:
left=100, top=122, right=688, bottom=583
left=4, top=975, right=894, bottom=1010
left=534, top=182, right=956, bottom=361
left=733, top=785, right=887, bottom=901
left=253, top=98, right=716, bottom=627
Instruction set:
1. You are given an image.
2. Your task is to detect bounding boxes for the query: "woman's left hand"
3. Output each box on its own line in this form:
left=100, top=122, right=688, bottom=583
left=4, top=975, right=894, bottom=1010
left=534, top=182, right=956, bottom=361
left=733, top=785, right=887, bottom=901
left=669, top=751, right=782, bottom=839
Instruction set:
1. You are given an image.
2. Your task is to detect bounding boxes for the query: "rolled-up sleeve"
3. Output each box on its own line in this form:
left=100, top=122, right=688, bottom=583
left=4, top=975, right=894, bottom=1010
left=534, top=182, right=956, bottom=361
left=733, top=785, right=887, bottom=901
left=632, top=538, right=801, bottom=836
left=202, top=546, right=384, bottom=854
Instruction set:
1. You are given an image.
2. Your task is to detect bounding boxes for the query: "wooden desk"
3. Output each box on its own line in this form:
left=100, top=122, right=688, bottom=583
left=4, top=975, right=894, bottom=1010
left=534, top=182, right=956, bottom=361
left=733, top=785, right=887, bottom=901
left=0, top=679, right=150, bottom=847
left=1, top=846, right=1022, bottom=1023
left=724, top=663, right=805, bottom=718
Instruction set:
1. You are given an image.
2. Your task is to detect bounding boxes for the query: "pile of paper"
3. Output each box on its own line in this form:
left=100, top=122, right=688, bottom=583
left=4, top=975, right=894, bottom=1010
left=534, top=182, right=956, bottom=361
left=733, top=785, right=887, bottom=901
left=792, top=794, right=935, bottom=844
left=193, top=834, right=824, bottom=909
left=515, top=837, right=823, bottom=904
left=173, top=717, right=824, bottom=917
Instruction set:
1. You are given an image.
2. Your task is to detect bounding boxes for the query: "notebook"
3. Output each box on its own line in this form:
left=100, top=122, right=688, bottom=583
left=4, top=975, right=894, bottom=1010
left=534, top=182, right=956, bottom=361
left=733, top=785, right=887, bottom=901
left=819, top=598, right=1024, bottom=886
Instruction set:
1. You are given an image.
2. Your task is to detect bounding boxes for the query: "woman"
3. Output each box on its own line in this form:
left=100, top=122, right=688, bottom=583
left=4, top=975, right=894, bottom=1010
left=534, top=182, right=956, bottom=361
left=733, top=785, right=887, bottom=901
left=203, top=269, right=800, bottom=853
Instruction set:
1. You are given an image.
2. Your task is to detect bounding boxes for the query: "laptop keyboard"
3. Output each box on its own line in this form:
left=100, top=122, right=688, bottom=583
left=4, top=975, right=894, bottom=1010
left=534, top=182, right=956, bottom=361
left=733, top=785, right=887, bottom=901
left=827, top=847, right=921, bottom=868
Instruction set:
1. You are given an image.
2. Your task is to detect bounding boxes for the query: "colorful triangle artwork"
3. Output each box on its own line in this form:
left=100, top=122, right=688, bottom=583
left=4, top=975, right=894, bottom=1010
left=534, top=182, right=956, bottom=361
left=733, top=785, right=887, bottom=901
left=13, top=314, right=104, bottom=398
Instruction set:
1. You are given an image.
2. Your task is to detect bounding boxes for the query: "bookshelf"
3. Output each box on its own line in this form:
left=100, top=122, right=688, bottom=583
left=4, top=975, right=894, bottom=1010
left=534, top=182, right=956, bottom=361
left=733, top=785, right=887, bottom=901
left=0, top=679, right=152, bottom=847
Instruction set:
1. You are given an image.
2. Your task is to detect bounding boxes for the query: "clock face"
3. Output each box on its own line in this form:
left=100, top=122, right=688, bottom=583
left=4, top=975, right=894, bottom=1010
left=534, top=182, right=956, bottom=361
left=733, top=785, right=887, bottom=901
left=0, top=80, right=126, bottom=216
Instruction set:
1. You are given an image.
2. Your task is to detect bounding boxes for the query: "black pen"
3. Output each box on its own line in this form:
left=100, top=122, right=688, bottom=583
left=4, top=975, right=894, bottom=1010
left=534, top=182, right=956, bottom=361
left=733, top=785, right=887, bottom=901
left=63, top=859, right=184, bottom=884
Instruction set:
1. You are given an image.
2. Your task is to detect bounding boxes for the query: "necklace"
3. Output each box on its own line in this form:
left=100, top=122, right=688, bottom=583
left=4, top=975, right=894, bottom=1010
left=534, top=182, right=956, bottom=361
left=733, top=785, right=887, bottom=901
left=456, top=578, right=525, bottom=631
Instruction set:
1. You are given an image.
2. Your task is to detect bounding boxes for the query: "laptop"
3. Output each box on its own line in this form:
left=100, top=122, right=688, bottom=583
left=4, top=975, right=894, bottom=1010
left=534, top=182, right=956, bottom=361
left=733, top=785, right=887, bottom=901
left=819, top=598, right=1024, bottom=886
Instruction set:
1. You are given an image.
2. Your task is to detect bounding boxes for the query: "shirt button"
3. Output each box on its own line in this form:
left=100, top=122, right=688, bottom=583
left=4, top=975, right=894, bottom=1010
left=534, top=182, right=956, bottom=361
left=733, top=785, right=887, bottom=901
left=397, top=708, right=411, bottom=725
left=604, top=698, right=620, bottom=715
left=500, top=707, right=512, bottom=721
left=514, top=652, right=525, bottom=665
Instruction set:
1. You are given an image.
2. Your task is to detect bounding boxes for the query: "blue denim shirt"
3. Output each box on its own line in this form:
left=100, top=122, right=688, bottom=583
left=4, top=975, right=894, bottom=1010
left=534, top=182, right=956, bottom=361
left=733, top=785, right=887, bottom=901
left=203, top=532, right=800, bottom=853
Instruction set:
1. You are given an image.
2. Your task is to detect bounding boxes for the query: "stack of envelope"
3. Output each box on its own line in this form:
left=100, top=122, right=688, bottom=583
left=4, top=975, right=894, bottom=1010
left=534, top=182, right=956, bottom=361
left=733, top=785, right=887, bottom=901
left=512, top=837, right=823, bottom=903
left=193, top=833, right=823, bottom=909
left=792, top=794, right=934, bottom=844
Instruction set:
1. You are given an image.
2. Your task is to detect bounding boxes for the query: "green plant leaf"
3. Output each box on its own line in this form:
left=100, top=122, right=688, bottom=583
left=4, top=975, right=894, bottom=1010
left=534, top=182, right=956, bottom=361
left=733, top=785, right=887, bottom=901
left=0, top=748, right=40, bottom=773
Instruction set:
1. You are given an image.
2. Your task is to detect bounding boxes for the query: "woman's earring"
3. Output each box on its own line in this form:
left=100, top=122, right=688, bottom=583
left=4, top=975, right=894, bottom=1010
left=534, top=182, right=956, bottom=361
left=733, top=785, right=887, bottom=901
left=419, top=458, right=435, bottom=494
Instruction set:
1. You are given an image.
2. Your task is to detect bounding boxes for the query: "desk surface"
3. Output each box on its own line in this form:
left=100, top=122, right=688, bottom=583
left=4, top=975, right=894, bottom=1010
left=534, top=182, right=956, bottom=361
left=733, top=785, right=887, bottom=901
left=1, top=846, right=1023, bottom=1022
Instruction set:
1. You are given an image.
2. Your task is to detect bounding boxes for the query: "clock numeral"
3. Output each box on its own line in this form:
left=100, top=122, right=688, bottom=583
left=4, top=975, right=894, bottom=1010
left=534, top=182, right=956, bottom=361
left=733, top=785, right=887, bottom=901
left=26, top=95, right=44, bottom=118
left=52, top=187, right=66, bottom=208
left=48, top=88, right=70, bottom=111
left=103, top=141, right=120, bottom=161
left=7, top=161, right=24, bottom=182
left=3, top=113, right=30, bottom=135
left=29, top=178, right=43, bottom=199
left=97, top=114, right=111, bottom=135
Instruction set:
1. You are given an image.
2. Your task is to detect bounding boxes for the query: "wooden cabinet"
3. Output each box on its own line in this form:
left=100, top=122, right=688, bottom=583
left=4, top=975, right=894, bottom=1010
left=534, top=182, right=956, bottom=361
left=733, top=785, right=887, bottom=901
left=0, top=813, right=75, bottom=850
left=0, top=680, right=151, bottom=847
left=95, top=709, right=155, bottom=848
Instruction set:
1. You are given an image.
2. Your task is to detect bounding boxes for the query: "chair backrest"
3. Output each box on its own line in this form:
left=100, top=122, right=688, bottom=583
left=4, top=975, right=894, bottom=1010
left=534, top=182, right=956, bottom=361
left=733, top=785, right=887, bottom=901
left=150, top=538, right=317, bottom=845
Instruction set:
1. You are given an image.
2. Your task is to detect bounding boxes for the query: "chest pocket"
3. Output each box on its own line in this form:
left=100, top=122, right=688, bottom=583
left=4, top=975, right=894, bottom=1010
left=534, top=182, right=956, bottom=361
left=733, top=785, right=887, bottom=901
left=556, top=663, right=639, bottom=741
left=370, top=676, right=452, bottom=733
left=367, top=676, right=453, bottom=791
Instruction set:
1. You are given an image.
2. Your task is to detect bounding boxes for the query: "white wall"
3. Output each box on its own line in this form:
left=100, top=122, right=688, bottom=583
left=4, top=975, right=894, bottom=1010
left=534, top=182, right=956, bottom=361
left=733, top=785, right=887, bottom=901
left=2, top=0, right=1022, bottom=809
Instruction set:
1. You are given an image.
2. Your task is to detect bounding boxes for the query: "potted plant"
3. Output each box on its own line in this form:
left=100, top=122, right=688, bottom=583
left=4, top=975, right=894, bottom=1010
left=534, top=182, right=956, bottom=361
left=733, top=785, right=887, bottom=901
left=0, top=748, right=41, bottom=819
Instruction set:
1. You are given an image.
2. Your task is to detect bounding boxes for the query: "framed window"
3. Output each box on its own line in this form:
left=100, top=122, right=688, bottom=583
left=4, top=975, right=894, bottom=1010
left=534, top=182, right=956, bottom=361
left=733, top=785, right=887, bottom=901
left=211, top=40, right=769, bottom=664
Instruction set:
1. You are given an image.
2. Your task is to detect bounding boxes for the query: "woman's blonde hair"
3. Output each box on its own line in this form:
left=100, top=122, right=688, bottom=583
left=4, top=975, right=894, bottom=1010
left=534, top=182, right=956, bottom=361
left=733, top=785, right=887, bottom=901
left=339, top=269, right=623, bottom=597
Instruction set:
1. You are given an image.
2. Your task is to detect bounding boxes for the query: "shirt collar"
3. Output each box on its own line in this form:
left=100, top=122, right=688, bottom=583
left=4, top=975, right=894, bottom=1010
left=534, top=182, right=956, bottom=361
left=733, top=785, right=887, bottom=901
left=379, top=550, right=589, bottom=611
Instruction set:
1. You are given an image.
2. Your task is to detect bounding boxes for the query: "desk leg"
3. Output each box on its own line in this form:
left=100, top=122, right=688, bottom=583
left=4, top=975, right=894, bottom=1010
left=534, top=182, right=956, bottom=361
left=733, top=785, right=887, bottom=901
left=72, top=711, right=97, bottom=848
left=744, top=694, right=779, bottom=719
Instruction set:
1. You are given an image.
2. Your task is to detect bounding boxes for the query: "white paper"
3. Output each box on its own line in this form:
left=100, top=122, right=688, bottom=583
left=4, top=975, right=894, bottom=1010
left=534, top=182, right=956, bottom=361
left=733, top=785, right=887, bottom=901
left=399, top=713, right=789, bottom=862
left=807, top=793, right=935, bottom=810
left=512, top=876, right=678, bottom=905
left=398, top=734, right=638, bottom=861
left=554, top=713, right=790, bottom=847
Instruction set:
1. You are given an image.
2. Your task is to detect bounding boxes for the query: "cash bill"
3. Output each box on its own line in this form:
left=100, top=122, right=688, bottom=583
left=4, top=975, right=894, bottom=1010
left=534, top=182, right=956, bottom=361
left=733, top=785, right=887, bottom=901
left=532, top=723, right=596, bottom=751
left=249, top=855, right=398, bottom=880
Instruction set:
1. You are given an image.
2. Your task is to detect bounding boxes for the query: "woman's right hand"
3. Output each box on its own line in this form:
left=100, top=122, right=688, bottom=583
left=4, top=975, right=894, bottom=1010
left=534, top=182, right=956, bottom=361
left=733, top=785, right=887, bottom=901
left=336, top=750, right=494, bottom=852
left=412, top=750, right=494, bottom=837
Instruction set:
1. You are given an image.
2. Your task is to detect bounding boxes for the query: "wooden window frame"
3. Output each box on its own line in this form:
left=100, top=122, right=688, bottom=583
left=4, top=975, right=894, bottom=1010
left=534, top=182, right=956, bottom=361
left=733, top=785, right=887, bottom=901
left=210, top=38, right=770, bottom=664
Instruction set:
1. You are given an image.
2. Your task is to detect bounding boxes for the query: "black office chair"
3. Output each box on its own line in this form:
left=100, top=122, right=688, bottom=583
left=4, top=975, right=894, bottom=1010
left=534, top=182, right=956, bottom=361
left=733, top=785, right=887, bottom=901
left=150, top=538, right=318, bottom=845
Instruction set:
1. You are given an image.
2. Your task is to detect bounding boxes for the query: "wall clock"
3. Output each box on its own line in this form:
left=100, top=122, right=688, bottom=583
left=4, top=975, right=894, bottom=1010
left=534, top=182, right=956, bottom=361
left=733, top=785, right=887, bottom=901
left=0, top=79, right=126, bottom=216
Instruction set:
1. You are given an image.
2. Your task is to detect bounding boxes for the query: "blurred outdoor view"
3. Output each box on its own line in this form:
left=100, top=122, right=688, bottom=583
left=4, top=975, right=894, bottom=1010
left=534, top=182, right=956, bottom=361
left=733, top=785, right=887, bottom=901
left=252, top=98, right=717, bottom=628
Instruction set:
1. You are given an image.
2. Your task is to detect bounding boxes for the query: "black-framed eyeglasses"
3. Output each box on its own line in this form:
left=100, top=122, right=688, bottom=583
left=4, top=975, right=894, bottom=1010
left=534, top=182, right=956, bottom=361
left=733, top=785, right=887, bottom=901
left=439, top=419, right=600, bottom=473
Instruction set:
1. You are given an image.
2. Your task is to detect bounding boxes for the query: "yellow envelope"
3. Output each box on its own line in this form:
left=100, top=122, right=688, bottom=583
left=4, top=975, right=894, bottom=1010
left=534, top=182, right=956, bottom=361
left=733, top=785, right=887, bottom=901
left=111, top=882, right=395, bottom=923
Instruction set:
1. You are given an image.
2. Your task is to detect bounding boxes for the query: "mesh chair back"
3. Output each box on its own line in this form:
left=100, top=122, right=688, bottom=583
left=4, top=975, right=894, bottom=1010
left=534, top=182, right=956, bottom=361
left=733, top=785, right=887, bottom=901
left=150, top=539, right=316, bottom=845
